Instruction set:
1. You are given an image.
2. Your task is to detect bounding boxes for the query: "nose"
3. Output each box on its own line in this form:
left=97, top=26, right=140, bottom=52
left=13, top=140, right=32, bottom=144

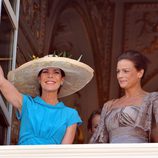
left=48, top=72, right=53, bottom=78
left=117, top=71, right=123, bottom=79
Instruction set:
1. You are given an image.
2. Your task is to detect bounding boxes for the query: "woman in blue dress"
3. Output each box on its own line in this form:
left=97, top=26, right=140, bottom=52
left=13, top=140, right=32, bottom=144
left=0, top=54, right=94, bottom=145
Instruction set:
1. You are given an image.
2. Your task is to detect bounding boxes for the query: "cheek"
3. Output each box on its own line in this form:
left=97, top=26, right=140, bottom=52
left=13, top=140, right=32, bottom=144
left=130, top=71, right=139, bottom=79
left=127, top=74, right=140, bottom=86
left=124, top=72, right=134, bottom=79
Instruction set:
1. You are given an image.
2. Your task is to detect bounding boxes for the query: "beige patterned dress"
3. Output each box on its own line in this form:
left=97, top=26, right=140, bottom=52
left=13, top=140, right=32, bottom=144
left=90, top=92, right=158, bottom=143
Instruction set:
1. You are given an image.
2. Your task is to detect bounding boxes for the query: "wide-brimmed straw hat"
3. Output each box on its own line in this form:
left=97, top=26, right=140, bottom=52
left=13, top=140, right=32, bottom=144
left=7, top=55, right=94, bottom=98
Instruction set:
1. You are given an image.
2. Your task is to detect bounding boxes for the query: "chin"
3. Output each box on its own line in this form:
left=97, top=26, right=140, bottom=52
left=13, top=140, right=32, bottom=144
left=119, top=84, right=127, bottom=89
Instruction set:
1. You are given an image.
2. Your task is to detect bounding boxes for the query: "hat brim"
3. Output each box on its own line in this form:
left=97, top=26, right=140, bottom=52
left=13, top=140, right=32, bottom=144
left=7, top=56, right=94, bottom=98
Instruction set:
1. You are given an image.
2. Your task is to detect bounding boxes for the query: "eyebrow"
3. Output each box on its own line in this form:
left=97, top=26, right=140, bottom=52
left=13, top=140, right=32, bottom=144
left=117, top=67, right=131, bottom=70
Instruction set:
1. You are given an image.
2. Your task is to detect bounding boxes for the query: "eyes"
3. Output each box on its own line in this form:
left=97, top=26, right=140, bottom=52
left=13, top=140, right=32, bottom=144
left=116, top=69, right=130, bottom=74
left=41, top=68, right=61, bottom=75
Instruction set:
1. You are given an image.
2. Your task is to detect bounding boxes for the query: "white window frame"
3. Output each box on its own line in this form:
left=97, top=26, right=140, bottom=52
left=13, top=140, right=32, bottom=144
left=0, top=0, right=20, bottom=145
left=0, top=0, right=2, bottom=19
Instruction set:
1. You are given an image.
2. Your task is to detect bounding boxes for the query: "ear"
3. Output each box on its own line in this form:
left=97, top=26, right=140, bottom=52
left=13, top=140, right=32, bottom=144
left=138, top=69, right=144, bottom=79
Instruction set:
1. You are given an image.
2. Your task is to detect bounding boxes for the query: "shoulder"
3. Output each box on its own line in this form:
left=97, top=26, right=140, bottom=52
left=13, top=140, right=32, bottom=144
left=22, top=94, right=35, bottom=103
left=61, top=103, right=82, bottom=123
left=22, top=95, right=42, bottom=109
left=150, top=92, right=158, bottom=97
left=62, top=103, right=78, bottom=114
left=103, top=99, right=116, bottom=111
left=146, top=92, right=158, bottom=101
left=22, top=94, right=33, bottom=99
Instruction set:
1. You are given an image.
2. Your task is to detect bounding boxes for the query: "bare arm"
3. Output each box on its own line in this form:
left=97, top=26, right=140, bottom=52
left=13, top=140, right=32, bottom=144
left=0, top=66, right=22, bottom=110
left=62, top=124, right=77, bottom=144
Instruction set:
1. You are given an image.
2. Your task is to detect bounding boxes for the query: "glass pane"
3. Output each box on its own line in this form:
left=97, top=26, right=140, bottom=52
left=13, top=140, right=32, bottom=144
left=0, top=4, right=14, bottom=106
left=0, top=4, right=13, bottom=76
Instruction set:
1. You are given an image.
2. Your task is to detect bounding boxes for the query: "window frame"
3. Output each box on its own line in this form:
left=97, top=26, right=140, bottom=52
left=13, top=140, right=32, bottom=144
left=0, top=0, right=20, bottom=145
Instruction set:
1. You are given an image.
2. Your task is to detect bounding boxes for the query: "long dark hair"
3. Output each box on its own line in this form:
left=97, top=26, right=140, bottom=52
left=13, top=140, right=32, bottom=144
left=38, top=68, right=65, bottom=96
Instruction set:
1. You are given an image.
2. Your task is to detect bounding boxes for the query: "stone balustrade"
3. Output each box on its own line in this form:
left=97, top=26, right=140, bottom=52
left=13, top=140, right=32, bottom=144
left=0, top=143, right=158, bottom=157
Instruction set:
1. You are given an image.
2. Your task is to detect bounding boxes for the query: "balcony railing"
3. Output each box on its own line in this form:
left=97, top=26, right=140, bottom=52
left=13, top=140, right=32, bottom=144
left=0, top=143, right=158, bottom=157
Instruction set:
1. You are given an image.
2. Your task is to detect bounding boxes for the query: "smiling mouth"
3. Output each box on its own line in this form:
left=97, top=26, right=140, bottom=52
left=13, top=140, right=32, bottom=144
left=119, top=81, right=127, bottom=84
left=45, top=81, right=56, bottom=84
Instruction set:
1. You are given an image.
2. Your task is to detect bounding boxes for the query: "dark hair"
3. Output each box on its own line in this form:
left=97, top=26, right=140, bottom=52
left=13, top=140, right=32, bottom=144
left=38, top=68, right=65, bottom=96
left=38, top=68, right=65, bottom=77
left=118, top=50, right=150, bottom=78
left=87, top=109, right=101, bottom=131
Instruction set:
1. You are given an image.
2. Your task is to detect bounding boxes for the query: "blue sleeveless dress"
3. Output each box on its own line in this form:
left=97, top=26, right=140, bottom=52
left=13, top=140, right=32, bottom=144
left=17, top=94, right=82, bottom=145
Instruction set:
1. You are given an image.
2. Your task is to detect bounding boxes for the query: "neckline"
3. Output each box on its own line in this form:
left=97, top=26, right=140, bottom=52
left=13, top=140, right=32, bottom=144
left=34, top=96, right=65, bottom=109
left=109, top=92, right=151, bottom=111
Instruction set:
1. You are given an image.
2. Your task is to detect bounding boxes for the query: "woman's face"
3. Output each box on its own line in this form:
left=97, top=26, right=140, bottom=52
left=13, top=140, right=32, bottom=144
left=38, top=67, right=64, bottom=94
left=117, top=59, right=144, bottom=89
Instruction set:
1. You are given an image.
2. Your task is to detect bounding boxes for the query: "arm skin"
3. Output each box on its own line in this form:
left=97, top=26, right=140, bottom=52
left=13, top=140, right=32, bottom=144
left=62, top=124, right=77, bottom=144
left=0, top=66, right=22, bottom=110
